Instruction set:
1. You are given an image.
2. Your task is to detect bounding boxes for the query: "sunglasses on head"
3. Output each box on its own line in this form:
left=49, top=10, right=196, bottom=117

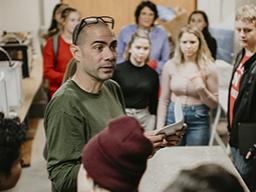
left=72, top=16, right=115, bottom=45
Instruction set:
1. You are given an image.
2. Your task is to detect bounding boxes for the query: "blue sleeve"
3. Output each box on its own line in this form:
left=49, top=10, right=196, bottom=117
left=117, top=29, right=126, bottom=64
left=156, top=33, right=170, bottom=75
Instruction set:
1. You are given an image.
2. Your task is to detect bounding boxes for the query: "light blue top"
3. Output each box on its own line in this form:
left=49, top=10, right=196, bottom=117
left=117, top=24, right=171, bottom=74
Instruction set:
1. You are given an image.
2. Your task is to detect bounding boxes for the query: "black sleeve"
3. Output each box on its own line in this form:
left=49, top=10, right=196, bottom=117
left=211, top=37, right=217, bottom=60
left=148, top=73, right=159, bottom=115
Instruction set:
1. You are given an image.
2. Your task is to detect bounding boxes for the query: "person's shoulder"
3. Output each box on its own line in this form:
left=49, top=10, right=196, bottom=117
left=120, top=24, right=137, bottom=33
left=43, top=36, right=54, bottom=49
left=54, top=79, right=74, bottom=93
left=104, top=79, right=121, bottom=90
left=152, top=25, right=168, bottom=35
left=48, top=81, right=81, bottom=109
left=116, top=61, right=128, bottom=69
left=165, top=58, right=176, bottom=68
left=103, top=79, right=125, bottom=110
left=162, top=59, right=177, bottom=73
left=145, top=65, right=158, bottom=75
left=46, top=35, right=54, bottom=41
left=207, top=61, right=218, bottom=74
left=210, top=35, right=217, bottom=46
left=116, top=60, right=126, bottom=66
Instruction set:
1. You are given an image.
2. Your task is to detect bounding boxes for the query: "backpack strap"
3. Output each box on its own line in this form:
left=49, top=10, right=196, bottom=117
left=52, top=34, right=59, bottom=69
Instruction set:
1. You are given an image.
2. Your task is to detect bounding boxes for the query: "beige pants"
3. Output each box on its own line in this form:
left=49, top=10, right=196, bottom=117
left=125, top=108, right=156, bottom=131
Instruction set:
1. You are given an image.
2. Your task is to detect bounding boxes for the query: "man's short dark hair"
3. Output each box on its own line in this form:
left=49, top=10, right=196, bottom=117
left=134, top=1, right=159, bottom=25
left=0, top=113, right=26, bottom=176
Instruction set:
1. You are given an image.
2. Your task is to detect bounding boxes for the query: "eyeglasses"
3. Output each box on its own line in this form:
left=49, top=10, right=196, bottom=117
left=73, top=16, right=115, bottom=45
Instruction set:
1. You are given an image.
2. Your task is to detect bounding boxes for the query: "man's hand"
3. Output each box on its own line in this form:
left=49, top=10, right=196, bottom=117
left=144, top=124, right=187, bottom=157
left=164, top=123, right=187, bottom=146
left=144, top=131, right=166, bottom=157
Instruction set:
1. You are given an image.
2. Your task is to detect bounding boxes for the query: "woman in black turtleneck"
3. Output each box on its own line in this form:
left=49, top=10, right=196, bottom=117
left=188, top=10, right=217, bottom=60
left=112, top=31, right=159, bottom=131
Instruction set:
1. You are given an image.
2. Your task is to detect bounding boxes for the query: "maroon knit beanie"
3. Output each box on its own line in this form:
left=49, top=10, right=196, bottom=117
left=82, top=116, right=153, bottom=192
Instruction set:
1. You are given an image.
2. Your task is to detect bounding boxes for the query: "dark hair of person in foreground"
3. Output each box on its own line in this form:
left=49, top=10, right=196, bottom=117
left=163, top=163, right=245, bottom=192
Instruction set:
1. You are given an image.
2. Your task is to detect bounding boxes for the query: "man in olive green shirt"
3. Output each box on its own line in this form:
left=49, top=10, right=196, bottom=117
left=44, top=17, right=176, bottom=192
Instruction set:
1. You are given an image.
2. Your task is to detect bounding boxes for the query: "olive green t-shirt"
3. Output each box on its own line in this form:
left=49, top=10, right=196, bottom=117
left=44, top=79, right=125, bottom=192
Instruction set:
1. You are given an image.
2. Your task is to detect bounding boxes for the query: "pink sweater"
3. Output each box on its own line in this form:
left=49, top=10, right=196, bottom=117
left=157, top=61, right=218, bottom=129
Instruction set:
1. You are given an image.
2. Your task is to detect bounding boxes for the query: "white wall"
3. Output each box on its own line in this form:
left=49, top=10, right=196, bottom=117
left=0, top=0, right=59, bottom=55
left=0, top=0, right=41, bottom=53
left=42, top=0, right=60, bottom=29
left=0, top=0, right=40, bottom=31
left=197, top=0, right=235, bottom=29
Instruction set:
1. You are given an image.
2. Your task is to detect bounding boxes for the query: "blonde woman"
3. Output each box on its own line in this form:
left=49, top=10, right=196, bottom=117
left=113, top=31, right=159, bottom=131
left=157, top=25, right=218, bottom=145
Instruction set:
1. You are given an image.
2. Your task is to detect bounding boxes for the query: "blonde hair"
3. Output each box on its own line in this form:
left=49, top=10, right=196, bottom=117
left=124, top=29, right=151, bottom=63
left=236, top=4, right=256, bottom=25
left=172, top=24, right=213, bottom=76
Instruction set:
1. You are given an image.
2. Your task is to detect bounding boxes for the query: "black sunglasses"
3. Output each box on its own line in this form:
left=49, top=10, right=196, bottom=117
left=73, top=16, right=115, bottom=45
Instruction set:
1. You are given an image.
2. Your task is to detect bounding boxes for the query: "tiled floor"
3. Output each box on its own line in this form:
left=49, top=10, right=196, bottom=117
left=7, top=119, right=51, bottom=192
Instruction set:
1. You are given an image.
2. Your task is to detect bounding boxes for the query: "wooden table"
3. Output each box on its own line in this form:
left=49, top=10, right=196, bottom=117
left=19, top=56, right=43, bottom=122
left=139, top=146, right=249, bottom=192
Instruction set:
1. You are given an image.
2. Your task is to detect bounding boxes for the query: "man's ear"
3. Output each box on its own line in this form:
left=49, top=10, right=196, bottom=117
left=70, top=44, right=81, bottom=62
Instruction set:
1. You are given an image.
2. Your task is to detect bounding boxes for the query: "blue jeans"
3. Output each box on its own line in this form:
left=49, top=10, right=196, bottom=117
left=231, top=147, right=256, bottom=192
left=166, top=102, right=210, bottom=146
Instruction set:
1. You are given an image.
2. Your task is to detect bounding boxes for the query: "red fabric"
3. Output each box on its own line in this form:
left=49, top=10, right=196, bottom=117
left=82, top=116, right=153, bottom=192
left=43, top=35, right=72, bottom=96
left=229, top=55, right=250, bottom=127
left=147, top=59, right=158, bottom=70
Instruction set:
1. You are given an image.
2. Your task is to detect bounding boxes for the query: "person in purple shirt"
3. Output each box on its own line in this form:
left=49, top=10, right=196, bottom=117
left=117, top=0, right=171, bottom=74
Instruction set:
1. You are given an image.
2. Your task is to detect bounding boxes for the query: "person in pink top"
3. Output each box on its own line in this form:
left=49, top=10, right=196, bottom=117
left=43, top=7, right=80, bottom=97
left=157, top=24, right=218, bottom=146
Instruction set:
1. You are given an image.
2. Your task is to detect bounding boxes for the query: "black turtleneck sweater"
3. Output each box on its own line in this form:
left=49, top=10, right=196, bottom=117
left=112, top=60, right=159, bottom=114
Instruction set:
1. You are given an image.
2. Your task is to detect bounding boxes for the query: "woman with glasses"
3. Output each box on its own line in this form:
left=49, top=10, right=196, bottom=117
left=113, top=30, right=159, bottom=131
left=117, top=0, right=170, bottom=74
left=157, top=25, right=218, bottom=146
left=43, top=7, right=80, bottom=97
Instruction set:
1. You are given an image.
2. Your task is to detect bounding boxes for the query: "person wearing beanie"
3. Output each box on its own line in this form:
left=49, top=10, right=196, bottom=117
left=77, top=116, right=153, bottom=192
